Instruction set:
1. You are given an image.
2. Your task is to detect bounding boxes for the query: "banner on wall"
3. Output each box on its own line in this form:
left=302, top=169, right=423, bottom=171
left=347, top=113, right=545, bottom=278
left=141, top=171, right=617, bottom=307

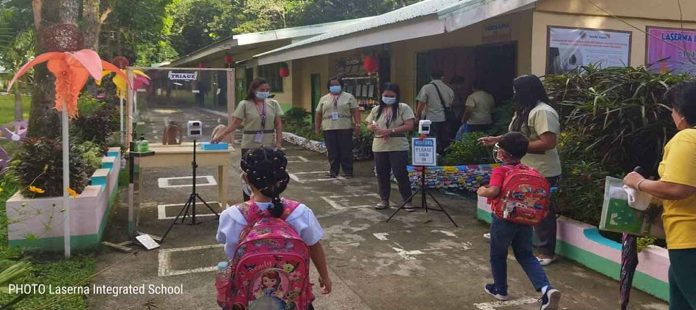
left=646, top=27, right=696, bottom=75
left=546, top=27, right=632, bottom=74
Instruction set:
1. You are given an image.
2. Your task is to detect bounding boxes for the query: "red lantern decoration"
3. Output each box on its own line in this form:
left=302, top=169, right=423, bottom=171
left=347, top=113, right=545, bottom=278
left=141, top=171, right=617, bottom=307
left=224, top=54, right=234, bottom=65
left=279, top=62, right=290, bottom=78
left=363, top=55, right=379, bottom=73
left=197, top=62, right=205, bottom=68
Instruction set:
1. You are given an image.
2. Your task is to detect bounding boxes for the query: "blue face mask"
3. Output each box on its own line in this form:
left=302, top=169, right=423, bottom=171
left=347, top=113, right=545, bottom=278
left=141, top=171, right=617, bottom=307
left=382, top=96, right=397, bottom=105
left=255, top=91, right=270, bottom=100
left=329, top=85, right=342, bottom=94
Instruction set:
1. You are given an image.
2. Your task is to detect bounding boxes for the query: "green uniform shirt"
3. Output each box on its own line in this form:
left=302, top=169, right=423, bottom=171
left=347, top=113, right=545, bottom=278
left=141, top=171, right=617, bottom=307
left=415, top=80, right=454, bottom=122
left=509, top=102, right=562, bottom=177
left=232, top=99, right=283, bottom=149
left=366, top=103, right=415, bottom=152
left=317, top=92, right=358, bottom=131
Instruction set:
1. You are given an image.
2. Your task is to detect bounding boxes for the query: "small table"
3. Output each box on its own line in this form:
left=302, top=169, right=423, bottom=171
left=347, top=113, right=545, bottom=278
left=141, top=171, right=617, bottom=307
left=137, top=143, right=236, bottom=205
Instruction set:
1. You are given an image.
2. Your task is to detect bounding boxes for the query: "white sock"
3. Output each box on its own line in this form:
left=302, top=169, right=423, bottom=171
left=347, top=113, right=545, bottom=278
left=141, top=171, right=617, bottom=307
left=541, top=285, right=549, bottom=294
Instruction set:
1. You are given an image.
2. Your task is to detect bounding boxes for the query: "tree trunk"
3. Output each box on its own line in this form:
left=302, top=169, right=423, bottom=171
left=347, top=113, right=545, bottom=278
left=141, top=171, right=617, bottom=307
left=27, top=0, right=81, bottom=139
left=81, top=0, right=99, bottom=51
left=14, top=87, right=23, bottom=122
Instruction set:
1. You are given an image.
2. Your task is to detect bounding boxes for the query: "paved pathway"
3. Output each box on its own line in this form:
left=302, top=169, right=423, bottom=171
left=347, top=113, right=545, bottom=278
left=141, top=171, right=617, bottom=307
left=88, top=106, right=669, bottom=310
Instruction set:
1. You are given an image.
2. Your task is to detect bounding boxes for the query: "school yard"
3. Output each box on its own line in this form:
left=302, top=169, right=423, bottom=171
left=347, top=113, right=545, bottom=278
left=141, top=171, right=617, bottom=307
left=87, top=107, right=668, bottom=310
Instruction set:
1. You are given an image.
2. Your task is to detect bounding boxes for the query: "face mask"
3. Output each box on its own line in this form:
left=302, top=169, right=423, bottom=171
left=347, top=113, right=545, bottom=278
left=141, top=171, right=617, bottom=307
left=255, top=91, right=270, bottom=100
left=329, top=85, right=342, bottom=94
left=382, top=96, right=397, bottom=105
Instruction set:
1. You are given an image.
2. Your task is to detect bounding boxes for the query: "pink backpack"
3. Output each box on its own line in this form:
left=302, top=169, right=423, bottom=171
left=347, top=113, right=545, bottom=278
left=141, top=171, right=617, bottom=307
left=218, top=199, right=314, bottom=310
left=491, top=165, right=551, bottom=226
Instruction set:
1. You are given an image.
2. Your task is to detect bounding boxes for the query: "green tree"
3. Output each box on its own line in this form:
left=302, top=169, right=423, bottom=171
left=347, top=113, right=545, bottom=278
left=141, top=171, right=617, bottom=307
left=100, top=0, right=178, bottom=65
left=169, top=0, right=237, bottom=55
left=288, top=0, right=420, bottom=26
left=0, top=2, right=34, bottom=122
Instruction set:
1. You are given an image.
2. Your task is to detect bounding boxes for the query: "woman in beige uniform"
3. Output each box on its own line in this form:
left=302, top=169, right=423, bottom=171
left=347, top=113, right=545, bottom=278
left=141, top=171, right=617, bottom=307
left=314, top=77, right=360, bottom=178
left=212, top=78, right=284, bottom=200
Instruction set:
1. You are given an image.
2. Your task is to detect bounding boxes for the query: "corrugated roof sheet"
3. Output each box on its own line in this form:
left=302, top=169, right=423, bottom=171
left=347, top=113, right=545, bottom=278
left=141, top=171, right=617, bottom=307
left=255, top=0, right=469, bottom=58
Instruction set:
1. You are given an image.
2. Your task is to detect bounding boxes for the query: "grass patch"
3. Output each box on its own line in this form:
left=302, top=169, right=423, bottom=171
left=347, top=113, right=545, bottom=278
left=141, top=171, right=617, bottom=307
left=0, top=175, right=96, bottom=309
left=0, top=94, right=30, bottom=125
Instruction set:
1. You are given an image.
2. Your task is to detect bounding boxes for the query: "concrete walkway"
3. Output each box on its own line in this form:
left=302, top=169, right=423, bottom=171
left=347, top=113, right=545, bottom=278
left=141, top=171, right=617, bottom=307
left=88, top=107, right=668, bottom=310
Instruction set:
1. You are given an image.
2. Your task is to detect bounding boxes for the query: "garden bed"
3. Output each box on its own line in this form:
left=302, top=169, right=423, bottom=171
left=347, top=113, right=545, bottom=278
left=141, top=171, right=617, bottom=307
left=476, top=196, right=669, bottom=301
left=6, top=147, right=121, bottom=251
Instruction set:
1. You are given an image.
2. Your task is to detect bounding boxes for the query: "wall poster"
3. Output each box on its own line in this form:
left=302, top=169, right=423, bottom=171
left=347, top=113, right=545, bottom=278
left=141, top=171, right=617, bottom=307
left=546, top=26, right=632, bottom=74
left=646, top=26, right=696, bottom=75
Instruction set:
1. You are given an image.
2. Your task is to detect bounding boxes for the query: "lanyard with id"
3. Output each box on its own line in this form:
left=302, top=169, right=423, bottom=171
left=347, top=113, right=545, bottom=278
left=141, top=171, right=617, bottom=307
left=254, top=101, right=267, bottom=143
left=330, top=95, right=340, bottom=121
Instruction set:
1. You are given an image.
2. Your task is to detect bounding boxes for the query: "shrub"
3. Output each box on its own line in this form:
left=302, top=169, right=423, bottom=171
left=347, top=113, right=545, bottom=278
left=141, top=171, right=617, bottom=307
left=11, top=138, right=90, bottom=198
left=490, top=100, right=514, bottom=135
left=352, top=125, right=374, bottom=161
left=545, top=65, right=692, bottom=226
left=71, top=102, right=119, bottom=150
left=73, top=141, right=104, bottom=176
left=443, top=132, right=492, bottom=165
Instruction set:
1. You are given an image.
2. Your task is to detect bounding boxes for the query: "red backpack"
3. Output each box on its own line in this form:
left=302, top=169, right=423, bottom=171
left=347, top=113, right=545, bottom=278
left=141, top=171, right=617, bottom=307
left=491, top=165, right=551, bottom=225
left=217, top=199, right=314, bottom=310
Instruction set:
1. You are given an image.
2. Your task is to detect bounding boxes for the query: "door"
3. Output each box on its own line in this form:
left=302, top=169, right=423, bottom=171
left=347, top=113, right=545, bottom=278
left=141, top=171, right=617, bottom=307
left=474, top=43, right=517, bottom=102
left=310, top=74, right=322, bottom=125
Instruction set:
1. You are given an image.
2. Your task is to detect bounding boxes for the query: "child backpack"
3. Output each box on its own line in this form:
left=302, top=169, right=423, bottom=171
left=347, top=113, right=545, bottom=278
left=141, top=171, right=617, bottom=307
left=491, top=164, right=551, bottom=225
left=219, top=199, right=314, bottom=310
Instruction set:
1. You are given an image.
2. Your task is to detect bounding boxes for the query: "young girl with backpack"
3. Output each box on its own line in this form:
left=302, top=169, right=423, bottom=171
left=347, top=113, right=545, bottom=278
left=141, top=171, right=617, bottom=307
left=477, top=132, right=561, bottom=310
left=216, top=147, right=331, bottom=310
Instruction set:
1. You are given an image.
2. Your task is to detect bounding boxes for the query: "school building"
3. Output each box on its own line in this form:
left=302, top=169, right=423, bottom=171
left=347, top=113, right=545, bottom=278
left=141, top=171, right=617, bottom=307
left=169, top=0, right=696, bottom=115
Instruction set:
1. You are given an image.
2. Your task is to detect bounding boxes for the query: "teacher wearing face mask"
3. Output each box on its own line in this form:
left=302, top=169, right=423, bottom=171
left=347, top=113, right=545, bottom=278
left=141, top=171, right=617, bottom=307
left=212, top=77, right=284, bottom=200
left=315, top=77, right=360, bottom=178
left=366, top=82, right=416, bottom=211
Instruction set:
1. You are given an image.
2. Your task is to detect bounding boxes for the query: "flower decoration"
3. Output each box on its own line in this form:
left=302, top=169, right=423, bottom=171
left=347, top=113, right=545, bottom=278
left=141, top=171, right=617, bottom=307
left=97, top=69, right=150, bottom=99
left=7, top=49, right=126, bottom=118
left=67, top=187, right=78, bottom=198
left=28, top=186, right=45, bottom=194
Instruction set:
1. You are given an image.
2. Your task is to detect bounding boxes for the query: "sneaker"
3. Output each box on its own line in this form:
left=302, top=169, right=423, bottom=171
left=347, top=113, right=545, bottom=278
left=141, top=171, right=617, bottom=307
left=483, top=233, right=491, bottom=240
left=375, top=201, right=389, bottom=210
left=484, top=284, right=509, bottom=301
left=537, top=256, right=557, bottom=266
left=403, top=203, right=416, bottom=212
left=342, top=174, right=353, bottom=179
left=325, top=172, right=337, bottom=178
left=540, top=286, right=561, bottom=310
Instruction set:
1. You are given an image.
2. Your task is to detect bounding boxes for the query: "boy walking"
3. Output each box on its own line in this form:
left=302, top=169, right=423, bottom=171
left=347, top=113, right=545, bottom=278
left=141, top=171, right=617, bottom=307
left=477, top=132, right=562, bottom=310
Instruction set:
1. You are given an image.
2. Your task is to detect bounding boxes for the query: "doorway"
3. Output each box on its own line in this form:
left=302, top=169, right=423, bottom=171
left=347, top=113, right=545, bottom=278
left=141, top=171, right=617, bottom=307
left=474, top=43, right=517, bottom=102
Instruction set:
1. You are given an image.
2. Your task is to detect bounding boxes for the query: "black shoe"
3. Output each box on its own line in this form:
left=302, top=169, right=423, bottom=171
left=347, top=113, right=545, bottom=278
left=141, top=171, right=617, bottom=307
left=342, top=173, right=353, bottom=179
left=325, top=172, right=337, bottom=178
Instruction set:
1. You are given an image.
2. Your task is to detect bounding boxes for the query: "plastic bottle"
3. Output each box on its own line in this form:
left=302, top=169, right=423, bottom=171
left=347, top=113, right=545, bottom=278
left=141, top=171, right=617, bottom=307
left=215, top=261, right=230, bottom=307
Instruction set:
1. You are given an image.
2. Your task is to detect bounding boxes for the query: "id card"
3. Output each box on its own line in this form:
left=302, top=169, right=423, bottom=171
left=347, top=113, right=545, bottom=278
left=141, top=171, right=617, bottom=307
left=254, top=132, right=263, bottom=143
left=331, top=112, right=339, bottom=120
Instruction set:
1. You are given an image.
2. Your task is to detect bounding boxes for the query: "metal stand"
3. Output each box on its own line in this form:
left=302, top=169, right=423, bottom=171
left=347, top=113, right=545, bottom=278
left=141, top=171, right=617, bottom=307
left=102, top=129, right=159, bottom=253
left=160, top=139, right=220, bottom=243
left=386, top=166, right=458, bottom=227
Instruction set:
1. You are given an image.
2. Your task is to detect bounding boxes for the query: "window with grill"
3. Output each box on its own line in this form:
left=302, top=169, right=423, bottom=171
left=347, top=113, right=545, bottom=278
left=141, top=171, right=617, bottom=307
left=258, top=63, right=284, bottom=92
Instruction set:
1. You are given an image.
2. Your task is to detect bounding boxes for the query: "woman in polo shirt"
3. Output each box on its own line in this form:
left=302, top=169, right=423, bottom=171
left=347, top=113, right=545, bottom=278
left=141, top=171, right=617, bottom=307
left=480, top=75, right=562, bottom=265
left=212, top=78, right=284, bottom=200
left=366, top=82, right=416, bottom=211
left=314, top=77, right=360, bottom=178
left=624, top=81, right=696, bottom=310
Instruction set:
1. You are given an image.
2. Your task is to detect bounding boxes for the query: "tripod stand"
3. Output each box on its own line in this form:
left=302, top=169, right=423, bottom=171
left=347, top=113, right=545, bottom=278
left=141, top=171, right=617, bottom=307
left=386, top=165, right=458, bottom=227
left=160, top=139, right=220, bottom=243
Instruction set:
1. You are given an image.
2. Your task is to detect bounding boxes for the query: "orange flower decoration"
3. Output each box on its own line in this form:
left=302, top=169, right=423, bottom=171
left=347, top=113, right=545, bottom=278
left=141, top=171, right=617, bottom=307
left=7, top=49, right=127, bottom=118
left=67, top=187, right=78, bottom=198
left=28, top=186, right=45, bottom=194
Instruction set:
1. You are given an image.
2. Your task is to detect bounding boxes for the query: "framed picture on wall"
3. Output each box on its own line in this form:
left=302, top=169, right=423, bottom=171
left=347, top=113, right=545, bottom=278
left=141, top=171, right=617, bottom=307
left=546, top=26, right=632, bottom=75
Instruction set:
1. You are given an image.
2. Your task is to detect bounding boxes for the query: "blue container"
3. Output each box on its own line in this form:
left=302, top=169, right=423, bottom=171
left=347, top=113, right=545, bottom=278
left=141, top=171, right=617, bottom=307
left=200, top=142, right=229, bottom=151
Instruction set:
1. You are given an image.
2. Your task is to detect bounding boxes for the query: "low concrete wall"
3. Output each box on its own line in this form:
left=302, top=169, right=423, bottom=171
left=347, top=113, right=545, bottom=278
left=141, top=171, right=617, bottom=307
left=6, top=150, right=122, bottom=251
left=476, top=196, right=669, bottom=301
